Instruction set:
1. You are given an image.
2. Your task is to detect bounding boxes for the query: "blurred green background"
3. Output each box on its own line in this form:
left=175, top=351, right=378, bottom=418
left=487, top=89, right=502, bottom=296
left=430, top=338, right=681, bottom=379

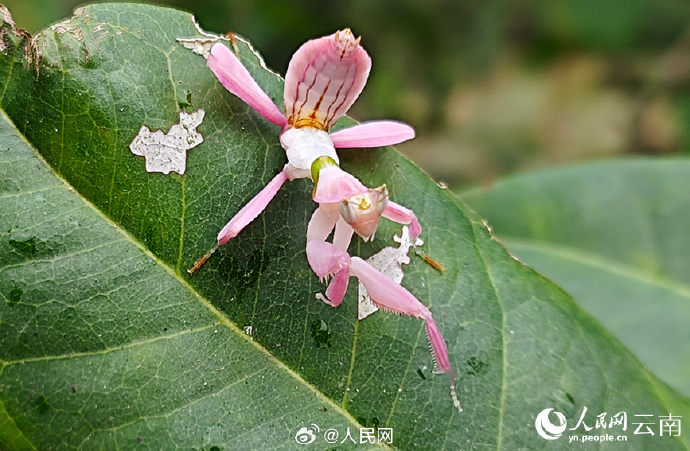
left=4, top=0, right=690, bottom=187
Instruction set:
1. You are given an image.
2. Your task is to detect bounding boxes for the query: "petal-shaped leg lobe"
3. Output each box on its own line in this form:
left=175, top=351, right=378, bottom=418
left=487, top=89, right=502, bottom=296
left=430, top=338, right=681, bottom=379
left=349, top=257, right=429, bottom=318
left=324, top=267, right=350, bottom=307
left=307, top=240, right=351, bottom=307
left=306, top=240, right=350, bottom=279
left=382, top=201, right=422, bottom=239
left=208, top=43, right=287, bottom=127
left=332, top=216, right=355, bottom=252
left=217, top=168, right=289, bottom=244
left=330, top=121, right=415, bottom=148
left=307, top=205, right=340, bottom=243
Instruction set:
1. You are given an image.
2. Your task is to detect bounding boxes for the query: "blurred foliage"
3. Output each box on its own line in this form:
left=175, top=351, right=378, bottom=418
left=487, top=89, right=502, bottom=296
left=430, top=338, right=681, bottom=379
left=4, top=0, right=690, bottom=186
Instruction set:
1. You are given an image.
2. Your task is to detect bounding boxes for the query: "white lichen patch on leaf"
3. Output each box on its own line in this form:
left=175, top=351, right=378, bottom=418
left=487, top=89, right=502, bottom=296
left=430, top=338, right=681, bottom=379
left=129, top=109, right=205, bottom=175
left=357, top=226, right=423, bottom=320
left=176, top=15, right=227, bottom=58
left=177, top=24, right=282, bottom=84
left=177, top=37, right=221, bottom=59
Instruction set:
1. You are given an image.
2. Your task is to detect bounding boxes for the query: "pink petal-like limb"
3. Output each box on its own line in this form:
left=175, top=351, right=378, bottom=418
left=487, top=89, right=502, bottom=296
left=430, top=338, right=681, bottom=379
left=349, top=256, right=430, bottom=319
left=208, top=42, right=287, bottom=128
left=306, top=207, right=356, bottom=252
left=306, top=205, right=339, bottom=242
left=217, top=167, right=289, bottom=245
left=382, top=201, right=422, bottom=239
left=350, top=256, right=462, bottom=412
left=325, top=267, right=350, bottom=305
left=284, top=29, right=371, bottom=130
left=306, top=240, right=350, bottom=306
left=330, top=121, right=415, bottom=148
left=312, top=165, right=367, bottom=204
left=332, top=216, right=355, bottom=252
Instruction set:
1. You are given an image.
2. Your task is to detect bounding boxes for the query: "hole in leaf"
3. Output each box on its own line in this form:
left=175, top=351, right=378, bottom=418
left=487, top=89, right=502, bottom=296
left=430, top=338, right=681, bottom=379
left=35, top=395, right=49, bottom=415
left=9, top=237, right=37, bottom=256
left=310, top=319, right=331, bottom=348
left=7, top=286, right=22, bottom=306
left=465, top=356, right=487, bottom=376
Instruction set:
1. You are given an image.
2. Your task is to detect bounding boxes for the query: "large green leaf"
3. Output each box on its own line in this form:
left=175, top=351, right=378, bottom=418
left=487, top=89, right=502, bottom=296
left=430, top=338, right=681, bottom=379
left=460, top=159, right=690, bottom=397
left=1, top=4, right=688, bottom=449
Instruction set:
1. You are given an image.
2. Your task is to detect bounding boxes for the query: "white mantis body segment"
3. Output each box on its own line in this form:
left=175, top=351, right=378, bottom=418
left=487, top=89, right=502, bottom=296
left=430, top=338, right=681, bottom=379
left=192, top=29, right=461, bottom=412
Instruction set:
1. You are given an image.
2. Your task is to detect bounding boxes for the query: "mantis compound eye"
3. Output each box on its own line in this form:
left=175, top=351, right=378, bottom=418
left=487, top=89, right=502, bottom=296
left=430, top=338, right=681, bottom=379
left=340, top=184, right=389, bottom=241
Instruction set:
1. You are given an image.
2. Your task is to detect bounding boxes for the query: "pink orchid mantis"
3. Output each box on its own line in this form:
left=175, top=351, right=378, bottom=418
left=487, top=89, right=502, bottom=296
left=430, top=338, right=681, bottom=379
left=190, top=29, right=461, bottom=412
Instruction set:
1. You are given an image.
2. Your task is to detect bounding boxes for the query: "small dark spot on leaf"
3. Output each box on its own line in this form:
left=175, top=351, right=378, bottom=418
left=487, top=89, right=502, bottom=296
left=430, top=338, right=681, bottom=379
left=371, top=417, right=380, bottom=429
left=7, top=286, right=22, bottom=306
left=356, top=416, right=367, bottom=426
left=71, top=386, right=77, bottom=393
left=416, top=366, right=427, bottom=380
left=177, top=91, right=191, bottom=109
left=163, top=327, right=168, bottom=331
left=554, top=389, right=577, bottom=417
left=136, top=436, right=142, bottom=443
left=566, top=392, right=575, bottom=405
left=9, top=237, right=37, bottom=256
left=209, top=446, right=220, bottom=451
left=465, top=356, right=487, bottom=376
left=35, top=395, right=49, bottom=415
left=310, top=319, right=331, bottom=348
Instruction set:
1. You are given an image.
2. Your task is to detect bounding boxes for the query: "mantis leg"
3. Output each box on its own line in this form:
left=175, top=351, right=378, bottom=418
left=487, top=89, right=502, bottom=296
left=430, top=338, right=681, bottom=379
left=330, top=121, right=415, bottom=148
left=306, top=240, right=350, bottom=307
left=382, top=201, right=422, bottom=239
left=350, top=256, right=461, bottom=411
left=207, top=43, right=287, bottom=128
left=332, top=216, right=355, bottom=252
left=189, top=167, right=290, bottom=274
left=217, top=167, right=289, bottom=244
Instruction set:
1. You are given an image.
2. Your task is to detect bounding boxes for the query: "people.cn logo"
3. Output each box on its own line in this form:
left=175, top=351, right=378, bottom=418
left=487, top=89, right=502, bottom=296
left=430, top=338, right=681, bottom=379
left=535, top=408, right=567, bottom=440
